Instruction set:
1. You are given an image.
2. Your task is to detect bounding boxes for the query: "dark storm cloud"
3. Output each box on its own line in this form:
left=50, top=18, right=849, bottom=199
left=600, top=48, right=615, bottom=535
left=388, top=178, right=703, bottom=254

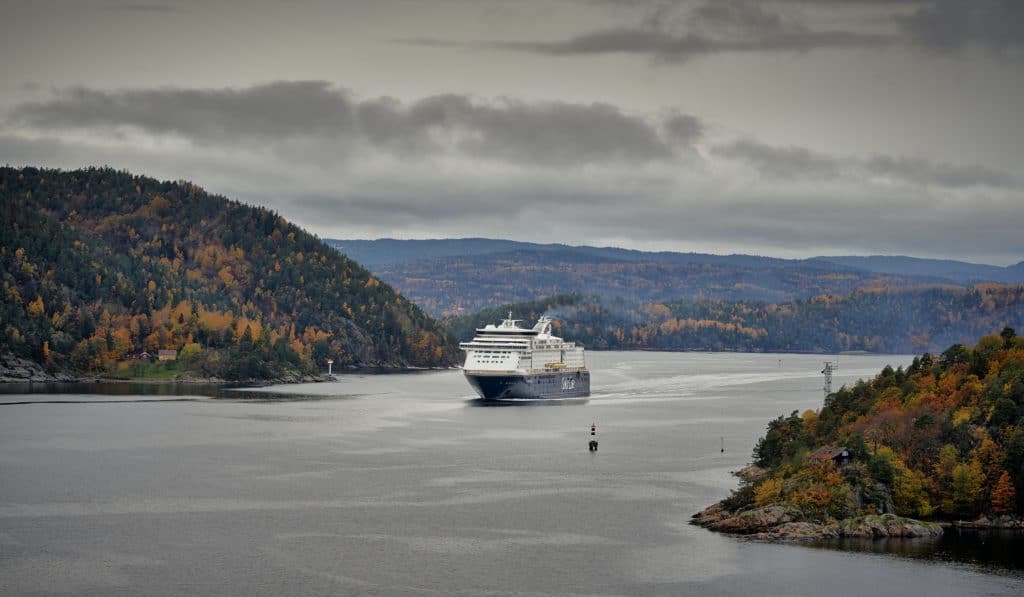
left=714, top=139, right=1018, bottom=189
left=9, top=82, right=696, bottom=167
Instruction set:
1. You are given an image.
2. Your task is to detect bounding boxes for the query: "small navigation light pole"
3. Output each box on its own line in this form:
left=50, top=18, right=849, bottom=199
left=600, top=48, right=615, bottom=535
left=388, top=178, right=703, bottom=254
left=589, top=422, right=599, bottom=452
left=327, top=359, right=334, bottom=375
left=822, top=361, right=838, bottom=396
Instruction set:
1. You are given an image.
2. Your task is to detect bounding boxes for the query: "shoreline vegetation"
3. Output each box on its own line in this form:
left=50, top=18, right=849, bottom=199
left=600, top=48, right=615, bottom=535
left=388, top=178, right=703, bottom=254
left=694, top=328, right=1024, bottom=541
left=444, top=290, right=1024, bottom=355
left=0, top=352, right=455, bottom=385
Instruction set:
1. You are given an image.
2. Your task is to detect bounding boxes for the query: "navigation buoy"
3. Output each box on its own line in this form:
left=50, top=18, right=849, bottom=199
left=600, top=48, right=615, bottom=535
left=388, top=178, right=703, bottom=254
left=589, top=422, right=599, bottom=452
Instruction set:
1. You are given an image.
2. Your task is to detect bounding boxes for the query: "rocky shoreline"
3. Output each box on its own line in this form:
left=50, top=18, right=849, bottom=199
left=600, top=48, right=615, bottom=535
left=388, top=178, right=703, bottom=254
left=0, top=353, right=458, bottom=386
left=0, top=354, right=84, bottom=383
left=692, top=500, right=1024, bottom=540
left=0, top=353, right=334, bottom=385
left=691, top=502, right=944, bottom=540
left=950, top=516, right=1024, bottom=530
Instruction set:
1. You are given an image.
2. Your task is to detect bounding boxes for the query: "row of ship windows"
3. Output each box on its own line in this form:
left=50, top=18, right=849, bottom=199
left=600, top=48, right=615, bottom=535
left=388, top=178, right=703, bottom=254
left=475, top=350, right=518, bottom=364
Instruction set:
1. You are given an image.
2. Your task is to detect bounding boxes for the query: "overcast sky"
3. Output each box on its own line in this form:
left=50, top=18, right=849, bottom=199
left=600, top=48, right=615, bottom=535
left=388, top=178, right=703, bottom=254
left=2, top=0, right=1022, bottom=265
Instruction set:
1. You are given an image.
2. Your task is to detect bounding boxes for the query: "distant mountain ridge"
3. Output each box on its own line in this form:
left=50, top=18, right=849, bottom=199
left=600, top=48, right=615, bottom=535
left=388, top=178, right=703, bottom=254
left=327, top=238, right=1020, bottom=316
left=810, top=255, right=1024, bottom=285
left=330, top=238, right=1022, bottom=280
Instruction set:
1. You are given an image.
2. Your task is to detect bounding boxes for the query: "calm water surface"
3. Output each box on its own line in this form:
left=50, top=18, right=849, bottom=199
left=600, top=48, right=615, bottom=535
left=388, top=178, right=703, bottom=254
left=2, top=352, right=1022, bottom=596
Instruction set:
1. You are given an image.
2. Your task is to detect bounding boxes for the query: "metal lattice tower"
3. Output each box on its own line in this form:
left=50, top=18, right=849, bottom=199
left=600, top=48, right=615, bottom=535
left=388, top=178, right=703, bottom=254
left=822, top=361, right=838, bottom=396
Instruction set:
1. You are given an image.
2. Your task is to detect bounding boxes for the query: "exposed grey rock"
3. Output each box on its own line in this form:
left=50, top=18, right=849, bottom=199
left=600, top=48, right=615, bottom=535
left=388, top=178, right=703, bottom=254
left=691, top=503, right=732, bottom=526
left=704, top=505, right=804, bottom=534
left=837, top=514, right=943, bottom=538
left=0, top=353, right=65, bottom=383
left=694, top=503, right=943, bottom=540
left=755, top=521, right=840, bottom=540
left=952, top=515, right=1024, bottom=529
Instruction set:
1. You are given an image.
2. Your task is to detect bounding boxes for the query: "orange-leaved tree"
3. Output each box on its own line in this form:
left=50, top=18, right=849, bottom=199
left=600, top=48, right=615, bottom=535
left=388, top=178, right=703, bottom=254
left=991, top=471, right=1017, bottom=515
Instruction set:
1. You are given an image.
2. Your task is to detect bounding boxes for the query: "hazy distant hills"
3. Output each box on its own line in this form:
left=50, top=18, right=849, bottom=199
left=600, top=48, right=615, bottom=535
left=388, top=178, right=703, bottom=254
left=327, top=238, right=1023, bottom=316
left=0, top=168, right=456, bottom=381
left=809, top=256, right=1024, bottom=285
left=444, top=290, right=1024, bottom=354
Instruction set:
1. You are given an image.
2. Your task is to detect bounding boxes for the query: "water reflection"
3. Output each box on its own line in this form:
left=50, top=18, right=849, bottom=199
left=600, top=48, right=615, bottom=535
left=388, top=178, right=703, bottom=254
left=465, top=397, right=590, bottom=407
left=0, top=381, right=362, bottom=403
left=808, top=528, right=1024, bottom=571
left=0, top=381, right=230, bottom=397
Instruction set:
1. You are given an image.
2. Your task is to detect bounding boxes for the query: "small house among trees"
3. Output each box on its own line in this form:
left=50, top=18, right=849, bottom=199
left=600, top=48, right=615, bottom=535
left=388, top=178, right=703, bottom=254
left=808, top=446, right=851, bottom=467
left=158, top=349, right=177, bottom=361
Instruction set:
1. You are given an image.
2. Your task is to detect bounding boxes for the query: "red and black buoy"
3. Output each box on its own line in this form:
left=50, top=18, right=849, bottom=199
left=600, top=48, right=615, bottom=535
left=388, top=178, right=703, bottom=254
left=588, top=422, right=598, bottom=452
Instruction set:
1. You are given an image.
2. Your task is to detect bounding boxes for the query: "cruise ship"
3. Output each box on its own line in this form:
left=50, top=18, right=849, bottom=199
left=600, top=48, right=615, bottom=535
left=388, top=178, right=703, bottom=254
left=460, top=314, right=590, bottom=400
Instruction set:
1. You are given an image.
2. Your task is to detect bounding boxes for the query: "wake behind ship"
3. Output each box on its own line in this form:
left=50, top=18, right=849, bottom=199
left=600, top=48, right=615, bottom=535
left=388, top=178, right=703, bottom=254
left=460, top=314, right=590, bottom=400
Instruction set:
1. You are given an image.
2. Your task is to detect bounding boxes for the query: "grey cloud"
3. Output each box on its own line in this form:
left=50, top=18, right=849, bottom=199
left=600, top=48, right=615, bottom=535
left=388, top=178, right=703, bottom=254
left=10, top=81, right=355, bottom=143
left=712, top=140, right=842, bottom=179
left=415, top=0, right=1019, bottom=62
left=408, top=95, right=676, bottom=164
left=9, top=83, right=696, bottom=167
left=462, top=27, right=885, bottom=63
left=714, top=139, right=1017, bottom=189
left=866, top=155, right=1016, bottom=189
left=662, top=112, right=702, bottom=145
left=413, top=0, right=886, bottom=62
left=899, top=0, right=1024, bottom=55
left=691, top=0, right=789, bottom=37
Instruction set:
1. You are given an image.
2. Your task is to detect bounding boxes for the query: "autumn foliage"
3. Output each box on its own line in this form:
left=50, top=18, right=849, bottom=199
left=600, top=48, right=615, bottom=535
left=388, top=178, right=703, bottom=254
left=447, top=288, right=1024, bottom=355
left=730, top=329, right=1024, bottom=521
left=1, top=167, right=457, bottom=380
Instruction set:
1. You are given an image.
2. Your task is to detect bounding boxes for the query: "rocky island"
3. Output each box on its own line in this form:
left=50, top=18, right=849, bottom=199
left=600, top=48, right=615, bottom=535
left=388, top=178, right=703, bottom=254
left=692, top=466, right=943, bottom=540
left=694, top=329, right=1024, bottom=540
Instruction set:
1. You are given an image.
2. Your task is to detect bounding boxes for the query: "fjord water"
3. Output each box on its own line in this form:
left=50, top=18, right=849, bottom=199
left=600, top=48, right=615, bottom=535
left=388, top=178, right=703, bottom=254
left=2, top=352, right=1022, bottom=596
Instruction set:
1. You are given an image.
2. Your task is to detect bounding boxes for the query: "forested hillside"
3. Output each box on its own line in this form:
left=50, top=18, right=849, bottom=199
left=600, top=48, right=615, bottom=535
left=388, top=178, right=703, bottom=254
left=328, top=238, right=1024, bottom=316
left=0, top=167, right=456, bottom=381
left=446, top=287, right=1024, bottom=354
left=719, top=328, right=1024, bottom=523
left=367, top=250, right=954, bottom=315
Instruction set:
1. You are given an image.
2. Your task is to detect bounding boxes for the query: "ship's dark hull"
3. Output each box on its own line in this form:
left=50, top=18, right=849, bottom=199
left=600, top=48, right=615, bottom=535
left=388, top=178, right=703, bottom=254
left=465, top=370, right=590, bottom=400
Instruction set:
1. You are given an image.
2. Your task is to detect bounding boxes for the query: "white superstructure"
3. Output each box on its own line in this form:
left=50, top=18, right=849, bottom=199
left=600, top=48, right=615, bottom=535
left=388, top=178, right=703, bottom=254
left=460, top=314, right=587, bottom=374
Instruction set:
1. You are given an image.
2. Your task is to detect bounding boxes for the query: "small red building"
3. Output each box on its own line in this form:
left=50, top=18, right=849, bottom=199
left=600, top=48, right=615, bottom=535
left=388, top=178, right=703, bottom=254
left=808, top=446, right=851, bottom=467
